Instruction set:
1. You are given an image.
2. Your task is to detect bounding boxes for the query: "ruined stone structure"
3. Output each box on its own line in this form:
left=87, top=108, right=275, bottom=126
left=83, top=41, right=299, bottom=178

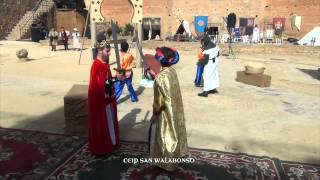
left=90, top=0, right=320, bottom=39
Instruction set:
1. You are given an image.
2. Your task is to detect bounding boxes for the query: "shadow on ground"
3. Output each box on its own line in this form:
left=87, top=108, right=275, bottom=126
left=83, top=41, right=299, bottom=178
left=9, top=106, right=65, bottom=134
left=118, top=108, right=150, bottom=142
left=118, top=86, right=146, bottom=104
left=297, top=68, right=320, bottom=80
left=6, top=104, right=320, bottom=165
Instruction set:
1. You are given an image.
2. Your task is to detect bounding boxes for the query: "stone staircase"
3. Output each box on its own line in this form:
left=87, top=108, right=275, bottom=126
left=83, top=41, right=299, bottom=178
left=6, top=0, right=55, bottom=40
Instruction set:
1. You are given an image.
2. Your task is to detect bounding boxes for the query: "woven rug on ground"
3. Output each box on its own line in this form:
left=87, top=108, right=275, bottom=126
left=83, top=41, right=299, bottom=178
left=280, top=161, right=320, bottom=180
left=0, top=127, right=86, bottom=180
left=47, top=141, right=314, bottom=180
left=1, top=129, right=319, bottom=180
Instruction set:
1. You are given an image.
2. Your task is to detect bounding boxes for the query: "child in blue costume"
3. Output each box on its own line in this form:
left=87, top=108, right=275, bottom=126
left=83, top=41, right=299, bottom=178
left=194, top=39, right=204, bottom=87
left=114, top=42, right=138, bottom=102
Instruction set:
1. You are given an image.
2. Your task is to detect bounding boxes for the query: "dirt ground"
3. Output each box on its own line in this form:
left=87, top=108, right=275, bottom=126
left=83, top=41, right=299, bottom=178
left=0, top=40, right=319, bottom=164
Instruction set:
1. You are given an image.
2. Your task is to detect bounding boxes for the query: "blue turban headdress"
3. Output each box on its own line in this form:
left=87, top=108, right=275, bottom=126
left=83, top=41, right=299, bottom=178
left=154, top=47, right=179, bottom=66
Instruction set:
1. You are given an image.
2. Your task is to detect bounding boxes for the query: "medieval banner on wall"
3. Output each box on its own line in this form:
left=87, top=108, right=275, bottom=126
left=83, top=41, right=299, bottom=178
left=194, top=16, right=208, bottom=33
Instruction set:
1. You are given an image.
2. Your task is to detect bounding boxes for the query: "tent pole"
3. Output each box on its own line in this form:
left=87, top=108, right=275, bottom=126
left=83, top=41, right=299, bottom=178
left=78, top=4, right=91, bottom=65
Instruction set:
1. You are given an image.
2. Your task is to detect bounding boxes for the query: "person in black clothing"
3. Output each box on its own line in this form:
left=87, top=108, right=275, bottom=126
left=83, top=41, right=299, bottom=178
left=60, top=27, right=69, bottom=50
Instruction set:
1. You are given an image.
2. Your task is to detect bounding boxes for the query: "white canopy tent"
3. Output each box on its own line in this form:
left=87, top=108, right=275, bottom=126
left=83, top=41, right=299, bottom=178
left=182, top=20, right=192, bottom=37
left=298, top=27, right=320, bottom=46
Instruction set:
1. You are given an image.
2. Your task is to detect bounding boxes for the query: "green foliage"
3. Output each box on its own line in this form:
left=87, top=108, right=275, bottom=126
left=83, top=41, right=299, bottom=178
left=106, top=25, right=123, bottom=36
left=106, top=28, right=112, bottom=37
left=117, top=26, right=123, bottom=35
left=123, top=23, right=135, bottom=36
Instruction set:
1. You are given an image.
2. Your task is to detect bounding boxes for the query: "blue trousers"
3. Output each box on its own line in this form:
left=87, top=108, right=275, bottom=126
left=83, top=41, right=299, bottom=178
left=194, top=64, right=204, bottom=86
left=114, top=73, right=138, bottom=102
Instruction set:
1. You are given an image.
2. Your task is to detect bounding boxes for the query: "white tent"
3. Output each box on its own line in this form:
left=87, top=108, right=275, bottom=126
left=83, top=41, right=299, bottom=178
left=298, top=27, right=320, bottom=46
left=182, top=20, right=192, bottom=37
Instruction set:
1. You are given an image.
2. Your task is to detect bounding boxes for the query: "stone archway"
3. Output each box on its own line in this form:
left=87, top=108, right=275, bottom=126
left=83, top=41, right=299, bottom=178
left=85, top=0, right=134, bottom=26
left=87, top=0, right=142, bottom=25
left=101, top=0, right=134, bottom=26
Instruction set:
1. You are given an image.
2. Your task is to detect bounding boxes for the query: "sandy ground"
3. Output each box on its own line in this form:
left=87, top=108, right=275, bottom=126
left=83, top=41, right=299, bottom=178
left=0, top=40, right=319, bottom=164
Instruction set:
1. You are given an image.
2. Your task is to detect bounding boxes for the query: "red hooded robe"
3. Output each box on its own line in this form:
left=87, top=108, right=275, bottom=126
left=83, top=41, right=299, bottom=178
left=88, top=59, right=120, bottom=155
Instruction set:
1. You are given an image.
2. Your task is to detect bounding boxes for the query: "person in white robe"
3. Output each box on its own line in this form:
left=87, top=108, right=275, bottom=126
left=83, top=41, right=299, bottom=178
left=252, top=25, right=260, bottom=43
left=72, top=28, right=81, bottom=50
left=198, top=36, right=220, bottom=97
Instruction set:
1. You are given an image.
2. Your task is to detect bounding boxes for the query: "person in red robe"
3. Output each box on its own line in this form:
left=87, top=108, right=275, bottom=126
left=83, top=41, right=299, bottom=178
left=88, top=40, right=120, bottom=155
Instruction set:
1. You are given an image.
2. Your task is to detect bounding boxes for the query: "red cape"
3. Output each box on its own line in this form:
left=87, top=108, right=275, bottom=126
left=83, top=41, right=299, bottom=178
left=88, top=59, right=120, bottom=155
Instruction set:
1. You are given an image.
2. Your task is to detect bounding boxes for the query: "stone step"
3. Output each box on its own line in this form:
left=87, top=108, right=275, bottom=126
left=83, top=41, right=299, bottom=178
left=6, top=0, right=55, bottom=40
left=8, top=29, right=28, bottom=37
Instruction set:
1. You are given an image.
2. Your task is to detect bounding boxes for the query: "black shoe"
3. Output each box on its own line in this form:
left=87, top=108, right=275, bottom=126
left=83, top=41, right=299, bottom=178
left=209, top=89, right=219, bottom=94
left=198, top=91, right=208, bottom=97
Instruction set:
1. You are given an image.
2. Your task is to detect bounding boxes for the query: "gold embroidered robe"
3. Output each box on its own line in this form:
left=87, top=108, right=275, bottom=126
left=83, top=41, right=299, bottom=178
left=150, top=66, right=189, bottom=171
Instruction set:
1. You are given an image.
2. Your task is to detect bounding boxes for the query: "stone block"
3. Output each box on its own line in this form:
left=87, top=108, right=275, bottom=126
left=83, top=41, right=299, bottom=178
left=64, top=84, right=88, bottom=136
left=236, top=71, right=271, bottom=87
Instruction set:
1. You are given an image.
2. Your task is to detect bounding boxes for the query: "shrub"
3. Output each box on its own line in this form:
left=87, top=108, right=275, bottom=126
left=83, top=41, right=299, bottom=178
left=106, top=28, right=112, bottom=37
left=123, top=23, right=134, bottom=36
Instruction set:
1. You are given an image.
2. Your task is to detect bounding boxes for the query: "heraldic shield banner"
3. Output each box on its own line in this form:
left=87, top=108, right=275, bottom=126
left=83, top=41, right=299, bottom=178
left=194, top=16, right=208, bottom=33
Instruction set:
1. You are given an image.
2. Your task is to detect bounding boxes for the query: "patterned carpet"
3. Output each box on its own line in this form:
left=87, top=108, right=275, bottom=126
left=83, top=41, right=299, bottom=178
left=0, top=127, right=86, bottom=179
left=0, top=128, right=319, bottom=180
